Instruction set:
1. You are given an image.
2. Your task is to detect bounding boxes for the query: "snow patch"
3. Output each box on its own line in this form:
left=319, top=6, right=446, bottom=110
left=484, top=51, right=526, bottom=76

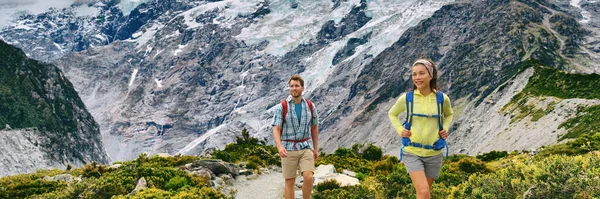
left=0, top=0, right=73, bottom=28
left=234, top=0, right=361, bottom=56
left=176, top=124, right=227, bottom=155
left=154, top=78, right=163, bottom=88
left=153, top=49, right=164, bottom=59
left=74, top=4, right=100, bottom=17
left=129, top=68, right=139, bottom=87
left=172, top=44, right=187, bottom=56
left=570, top=0, right=591, bottom=24
left=117, top=0, right=151, bottom=16
left=126, top=23, right=164, bottom=48
left=177, top=0, right=259, bottom=30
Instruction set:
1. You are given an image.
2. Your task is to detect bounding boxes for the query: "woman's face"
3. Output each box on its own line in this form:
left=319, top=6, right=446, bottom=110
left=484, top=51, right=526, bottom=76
left=412, top=64, right=432, bottom=90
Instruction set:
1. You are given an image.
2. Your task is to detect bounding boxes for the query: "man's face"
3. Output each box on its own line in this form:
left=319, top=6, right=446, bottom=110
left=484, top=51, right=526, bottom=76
left=289, top=80, right=304, bottom=97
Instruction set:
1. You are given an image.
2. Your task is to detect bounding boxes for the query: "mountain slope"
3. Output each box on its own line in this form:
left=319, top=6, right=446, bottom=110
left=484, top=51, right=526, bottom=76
left=1, top=0, right=599, bottom=161
left=317, top=0, right=600, bottom=154
left=0, top=40, right=108, bottom=176
left=48, top=0, right=457, bottom=161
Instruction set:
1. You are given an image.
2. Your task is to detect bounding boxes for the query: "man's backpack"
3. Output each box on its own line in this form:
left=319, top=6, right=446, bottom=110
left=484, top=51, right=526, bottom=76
left=400, top=91, right=449, bottom=160
left=280, top=99, right=314, bottom=135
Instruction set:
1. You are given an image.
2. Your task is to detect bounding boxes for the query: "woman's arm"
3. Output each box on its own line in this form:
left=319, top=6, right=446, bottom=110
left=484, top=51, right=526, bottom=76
left=388, top=93, right=407, bottom=136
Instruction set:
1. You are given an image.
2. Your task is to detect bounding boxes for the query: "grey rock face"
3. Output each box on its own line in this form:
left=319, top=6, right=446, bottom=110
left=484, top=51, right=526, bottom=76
left=0, top=41, right=108, bottom=177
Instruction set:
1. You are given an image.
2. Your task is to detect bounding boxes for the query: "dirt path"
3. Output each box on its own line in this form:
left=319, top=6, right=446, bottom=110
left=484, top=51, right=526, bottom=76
left=233, top=171, right=284, bottom=199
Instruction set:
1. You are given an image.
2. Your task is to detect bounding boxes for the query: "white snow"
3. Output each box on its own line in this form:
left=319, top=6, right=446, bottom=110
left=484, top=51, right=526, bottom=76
left=172, top=44, right=187, bottom=56
left=131, top=31, right=144, bottom=39
left=177, top=0, right=260, bottom=30
left=570, top=0, right=591, bottom=24
left=0, top=0, right=73, bottom=27
left=154, top=78, right=163, bottom=88
left=74, top=4, right=101, bottom=17
left=53, top=42, right=64, bottom=52
left=235, top=0, right=361, bottom=56
left=11, top=23, right=35, bottom=30
left=176, top=124, right=226, bottom=155
left=143, top=45, right=153, bottom=57
left=117, top=0, right=151, bottom=16
left=301, top=0, right=455, bottom=93
left=126, top=22, right=164, bottom=48
left=94, top=34, right=105, bottom=40
left=164, top=30, right=181, bottom=39
left=128, top=68, right=139, bottom=87
left=153, top=49, right=164, bottom=59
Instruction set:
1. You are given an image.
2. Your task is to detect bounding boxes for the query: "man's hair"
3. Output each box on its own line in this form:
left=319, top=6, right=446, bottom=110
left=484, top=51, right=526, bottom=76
left=288, top=75, right=304, bottom=87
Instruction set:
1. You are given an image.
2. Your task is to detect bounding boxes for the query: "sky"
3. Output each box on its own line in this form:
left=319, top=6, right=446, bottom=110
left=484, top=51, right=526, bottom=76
left=0, top=0, right=76, bottom=27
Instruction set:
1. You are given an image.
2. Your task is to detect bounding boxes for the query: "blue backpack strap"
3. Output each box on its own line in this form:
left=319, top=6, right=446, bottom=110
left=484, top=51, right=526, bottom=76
left=435, top=91, right=449, bottom=160
left=404, top=91, right=414, bottom=130
left=400, top=92, right=414, bottom=161
left=436, top=91, right=444, bottom=131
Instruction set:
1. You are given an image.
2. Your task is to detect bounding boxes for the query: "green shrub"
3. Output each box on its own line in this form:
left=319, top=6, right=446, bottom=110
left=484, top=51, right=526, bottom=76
left=361, top=144, right=383, bottom=161
left=81, top=161, right=112, bottom=178
left=457, top=158, right=490, bottom=174
left=334, top=148, right=355, bottom=158
left=171, top=187, right=228, bottom=199
left=210, top=128, right=279, bottom=167
left=354, top=173, right=366, bottom=181
left=164, top=176, right=189, bottom=191
left=315, top=179, right=341, bottom=193
left=245, top=161, right=259, bottom=170
left=476, top=151, right=509, bottom=162
left=312, top=185, right=374, bottom=199
left=371, top=160, right=394, bottom=175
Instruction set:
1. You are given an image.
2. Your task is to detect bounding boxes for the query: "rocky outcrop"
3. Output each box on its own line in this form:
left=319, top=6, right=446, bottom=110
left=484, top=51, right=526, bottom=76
left=0, top=40, right=108, bottom=176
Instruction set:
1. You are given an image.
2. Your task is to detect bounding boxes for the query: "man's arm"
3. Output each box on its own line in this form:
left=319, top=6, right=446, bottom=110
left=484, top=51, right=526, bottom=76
left=271, top=104, right=287, bottom=157
left=273, top=125, right=287, bottom=157
left=311, top=124, right=319, bottom=160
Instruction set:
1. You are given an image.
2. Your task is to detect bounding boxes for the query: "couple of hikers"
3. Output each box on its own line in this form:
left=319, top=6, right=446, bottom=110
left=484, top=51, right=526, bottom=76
left=272, top=59, right=453, bottom=199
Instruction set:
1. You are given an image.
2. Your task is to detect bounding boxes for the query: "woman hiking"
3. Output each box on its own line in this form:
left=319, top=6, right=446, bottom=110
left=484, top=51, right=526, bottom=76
left=388, top=58, right=454, bottom=199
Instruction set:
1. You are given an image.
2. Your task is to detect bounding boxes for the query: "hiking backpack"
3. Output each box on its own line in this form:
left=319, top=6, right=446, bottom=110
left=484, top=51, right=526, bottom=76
left=400, top=91, right=449, bottom=160
left=280, top=99, right=314, bottom=135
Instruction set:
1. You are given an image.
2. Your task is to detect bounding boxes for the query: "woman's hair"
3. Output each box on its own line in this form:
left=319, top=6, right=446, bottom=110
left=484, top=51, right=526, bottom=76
left=412, top=58, right=439, bottom=91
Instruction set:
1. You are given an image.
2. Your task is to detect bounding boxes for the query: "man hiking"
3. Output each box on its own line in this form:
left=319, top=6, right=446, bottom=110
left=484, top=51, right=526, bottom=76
left=272, top=74, right=320, bottom=199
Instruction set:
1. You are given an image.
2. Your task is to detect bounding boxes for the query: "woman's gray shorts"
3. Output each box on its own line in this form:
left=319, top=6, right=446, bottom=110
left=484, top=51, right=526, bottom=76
left=402, top=151, right=443, bottom=179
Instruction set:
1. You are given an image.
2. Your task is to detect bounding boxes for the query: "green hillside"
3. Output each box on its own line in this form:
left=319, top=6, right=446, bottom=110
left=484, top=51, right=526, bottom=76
left=2, top=129, right=598, bottom=199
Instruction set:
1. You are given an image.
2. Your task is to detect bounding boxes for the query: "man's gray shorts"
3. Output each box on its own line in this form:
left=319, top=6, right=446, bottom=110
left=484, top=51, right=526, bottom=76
left=402, top=151, right=443, bottom=179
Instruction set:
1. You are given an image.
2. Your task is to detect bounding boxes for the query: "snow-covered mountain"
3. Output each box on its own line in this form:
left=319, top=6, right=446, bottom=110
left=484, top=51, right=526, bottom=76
left=2, top=0, right=600, bottom=162
left=0, top=0, right=152, bottom=61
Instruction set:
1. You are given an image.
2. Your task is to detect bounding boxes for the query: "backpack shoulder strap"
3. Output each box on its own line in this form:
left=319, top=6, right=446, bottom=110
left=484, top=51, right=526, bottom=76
left=435, top=91, right=444, bottom=131
left=305, top=99, right=314, bottom=120
left=404, top=91, right=414, bottom=130
left=281, top=100, right=288, bottom=121
left=280, top=100, right=287, bottom=135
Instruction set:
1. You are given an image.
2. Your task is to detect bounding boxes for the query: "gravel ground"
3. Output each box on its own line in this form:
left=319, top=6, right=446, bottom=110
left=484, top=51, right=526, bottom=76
left=233, top=171, right=284, bottom=199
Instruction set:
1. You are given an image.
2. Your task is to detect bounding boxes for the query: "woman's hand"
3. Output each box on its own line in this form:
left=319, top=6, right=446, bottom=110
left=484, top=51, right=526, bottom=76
left=401, top=129, right=412, bottom=138
left=439, top=130, right=448, bottom=140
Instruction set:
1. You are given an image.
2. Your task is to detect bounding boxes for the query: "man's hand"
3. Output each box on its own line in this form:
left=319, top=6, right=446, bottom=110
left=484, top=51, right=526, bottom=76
left=313, top=149, right=319, bottom=161
left=277, top=145, right=288, bottom=157
left=401, top=129, right=412, bottom=138
left=439, top=130, right=448, bottom=140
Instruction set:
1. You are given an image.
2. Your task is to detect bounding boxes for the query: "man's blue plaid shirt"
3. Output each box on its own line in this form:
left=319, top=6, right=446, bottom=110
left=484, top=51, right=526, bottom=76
left=271, top=96, right=319, bottom=151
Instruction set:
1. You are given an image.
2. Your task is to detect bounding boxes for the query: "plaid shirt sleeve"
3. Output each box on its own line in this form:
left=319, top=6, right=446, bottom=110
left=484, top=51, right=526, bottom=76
left=271, top=103, right=283, bottom=127
left=310, top=103, right=319, bottom=126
